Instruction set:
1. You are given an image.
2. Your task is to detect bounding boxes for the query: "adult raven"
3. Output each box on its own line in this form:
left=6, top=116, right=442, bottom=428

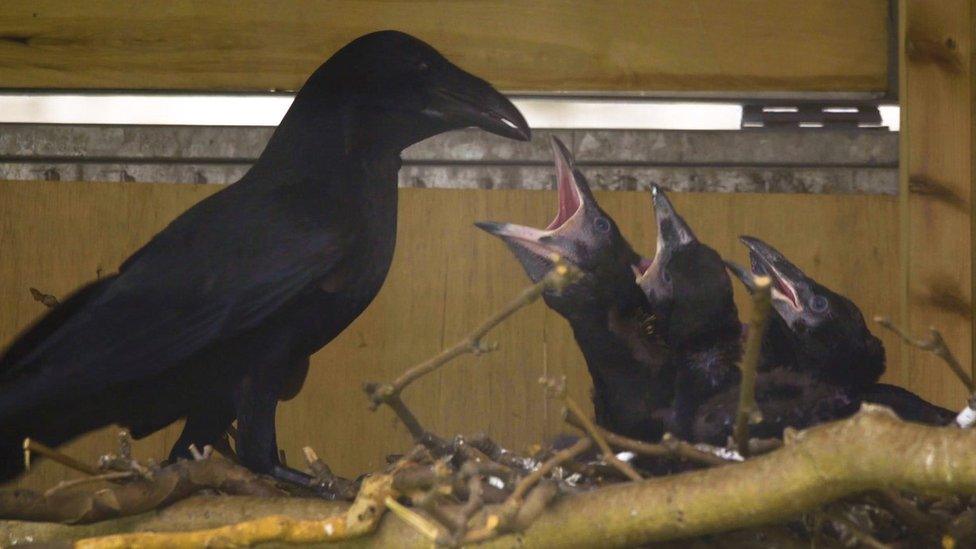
left=0, top=30, right=530, bottom=485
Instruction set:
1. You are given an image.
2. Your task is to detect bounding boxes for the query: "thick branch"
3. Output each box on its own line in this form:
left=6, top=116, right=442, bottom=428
left=0, top=457, right=282, bottom=524
left=18, top=407, right=976, bottom=547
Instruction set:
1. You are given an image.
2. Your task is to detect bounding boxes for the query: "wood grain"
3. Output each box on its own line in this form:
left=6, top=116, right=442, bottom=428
left=899, top=0, right=973, bottom=409
left=0, top=0, right=888, bottom=93
left=0, top=182, right=903, bottom=491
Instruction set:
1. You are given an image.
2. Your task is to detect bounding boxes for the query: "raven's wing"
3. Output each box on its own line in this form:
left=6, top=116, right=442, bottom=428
left=0, top=181, right=353, bottom=417
left=861, top=383, right=956, bottom=425
left=0, top=276, right=117, bottom=376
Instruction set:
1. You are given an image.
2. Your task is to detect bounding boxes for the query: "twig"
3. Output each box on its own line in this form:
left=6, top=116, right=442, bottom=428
left=546, top=378, right=641, bottom=481
left=564, top=413, right=731, bottom=467
left=383, top=495, right=445, bottom=543
left=507, top=437, right=592, bottom=505
left=824, top=507, right=892, bottom=549
left=302, top=447, right=358, bottom=500
left=874, top=316, right=973, bottom=392
left=2, top=456, right=283, bottom=523
left=24, top=438, right=100, bottom=476
left=450, top=462, right=486, bottom=544
left=734, top=275, right=772, bottom=457
left=43, top=472, right=137, bottom=498
left=366, top=260, right=580, bottom=410
left=870, top=489, right=944, bottom=538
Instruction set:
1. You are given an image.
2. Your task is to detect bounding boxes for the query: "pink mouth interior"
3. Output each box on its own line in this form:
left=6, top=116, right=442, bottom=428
left=770, top=273, right=800, bottom=309
left=635, top=257, right=653, bottom=275
left=546, top=155, right=581, bottom=230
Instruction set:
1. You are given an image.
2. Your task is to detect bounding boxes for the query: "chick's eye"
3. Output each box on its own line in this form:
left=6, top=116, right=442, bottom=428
left=809, top=295, right=829, bottom=313
left=661, top=270, right=672, bottom=284
left=594, top=217, right=611, bottom=233
left=417, top=62, right=430, bottom=72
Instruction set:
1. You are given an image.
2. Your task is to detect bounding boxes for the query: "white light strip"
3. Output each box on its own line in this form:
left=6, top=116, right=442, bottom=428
left=0, top=94, right=900, bottom=131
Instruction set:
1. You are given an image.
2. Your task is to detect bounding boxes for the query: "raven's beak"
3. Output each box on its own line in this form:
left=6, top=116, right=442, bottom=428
left=739, top=236, right=809, bottom=315
left=476, top=136, right=592, bottom=281
left=650, top=184, right=697, bottom=255
left=724, top=260, right=760, bottom=293
left=427, top=72, right=530, bottom=141
left=637, top=185, right=697, bottom=291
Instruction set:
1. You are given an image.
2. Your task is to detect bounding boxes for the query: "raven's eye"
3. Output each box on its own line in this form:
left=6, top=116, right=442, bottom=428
left=594, top=217, right=611, bottom=233
left=417, top=62, right=430, bottom=73
left=809, top=295, right=829, bottom=313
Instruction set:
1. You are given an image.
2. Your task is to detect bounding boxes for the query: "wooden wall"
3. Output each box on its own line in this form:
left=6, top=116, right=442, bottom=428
left=0, top=0, right=888, bottom=93
left=0, top=181, right=902, bottom=489
left=897, top=0, right=975, bottom=411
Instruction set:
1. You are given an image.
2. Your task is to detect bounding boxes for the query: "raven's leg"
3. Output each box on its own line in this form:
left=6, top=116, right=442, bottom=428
left=168, top=400, right=235, bottom=463
left=233, top=365, right=326, bottom=490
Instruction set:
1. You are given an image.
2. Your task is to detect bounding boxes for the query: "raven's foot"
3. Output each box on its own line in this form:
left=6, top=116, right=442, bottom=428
left=271, top=464, right=358, bottom=500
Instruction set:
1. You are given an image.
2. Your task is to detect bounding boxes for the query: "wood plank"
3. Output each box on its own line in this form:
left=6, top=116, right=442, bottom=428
left=0, top=182, right=901, bottom=492
left=0, top=1, right=888, bottom=93
left=900, top=0, right=973, bottom=409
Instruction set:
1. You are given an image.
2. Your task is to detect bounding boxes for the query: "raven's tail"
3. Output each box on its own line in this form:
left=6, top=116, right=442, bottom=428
left=0, top=424, right=27, bottom=483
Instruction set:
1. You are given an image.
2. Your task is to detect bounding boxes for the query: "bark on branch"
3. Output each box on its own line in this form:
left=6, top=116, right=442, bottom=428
left=11, top=405, right=976, bottom=547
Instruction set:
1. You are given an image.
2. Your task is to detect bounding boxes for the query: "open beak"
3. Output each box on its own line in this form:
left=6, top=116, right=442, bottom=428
left=476, top=136, right=588, bottom=281
left=739, top=236, right=808, bottom=315
left=428, top=73, right=530, bottom=141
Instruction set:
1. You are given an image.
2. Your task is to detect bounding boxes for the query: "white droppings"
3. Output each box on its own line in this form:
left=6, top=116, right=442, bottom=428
left=487, top=476, right=506, bottom=490
left=695, top=444, right=744, bottom=462
left=324, top=523, right=335, bottom=536
left=615, top=451, right=636, bottom=463
left=956, top=406, right=976, bottom=428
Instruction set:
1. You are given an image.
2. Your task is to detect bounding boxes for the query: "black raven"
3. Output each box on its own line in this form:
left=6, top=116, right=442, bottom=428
left=636, top=186, right=743, bottom=440
left=0, top=30, right=530, bottom=484
left=475, top=137, right=671, bottom=442
left=691, top=239, right=953, bottom=446
left=730, top=236, right=954, bottom=426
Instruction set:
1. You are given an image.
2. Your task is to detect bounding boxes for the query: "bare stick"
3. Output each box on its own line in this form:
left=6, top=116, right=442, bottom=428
left=564, top=413, right=732, bottom=467
left=24, top=438, right=100, bottom=476
left=824, top=507, right=892, bottom=549
left=507, top=437, right=592, bottom=505
left=366, top=260, right=580, bottom=409
left=383, top=495, right=445, bottom=543
left=43, top=471, right=136, bottom=498
left=733, top=275, right=772, bottom=457
left=552, top=384, right=641, bottom=481
left=874, top=316, right=974, bottom=392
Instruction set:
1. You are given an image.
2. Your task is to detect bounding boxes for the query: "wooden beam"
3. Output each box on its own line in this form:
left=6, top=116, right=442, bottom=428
left=899, top=0, right=974, bottom=406
left=0, top=0, right=889, bottom=93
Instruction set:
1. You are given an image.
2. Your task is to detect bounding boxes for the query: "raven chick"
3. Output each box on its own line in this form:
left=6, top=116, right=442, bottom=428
left=476, top=137, right=670, bottom=442
left=0, top=30, right=530, bottom=485
left=730, top=236, right=954, bottom=426
left=636, top=186, right=743, bottom=440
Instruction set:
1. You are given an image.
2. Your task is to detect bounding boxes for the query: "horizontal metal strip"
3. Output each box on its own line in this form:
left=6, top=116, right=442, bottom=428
left=0, top=126, right=897, bottom=166
left=0, top=163, right=897, bottom=195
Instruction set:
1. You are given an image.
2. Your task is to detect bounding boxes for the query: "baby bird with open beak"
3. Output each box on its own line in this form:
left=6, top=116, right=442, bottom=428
left=477, top=137, right=671, bottom=442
